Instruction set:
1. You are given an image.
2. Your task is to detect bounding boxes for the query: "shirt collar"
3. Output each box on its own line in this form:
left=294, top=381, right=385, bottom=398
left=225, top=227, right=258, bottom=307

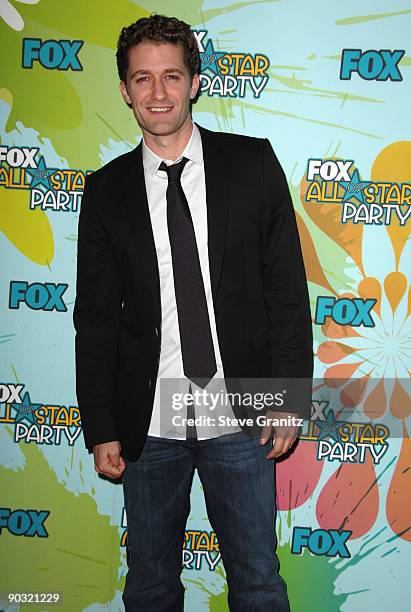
left=142, top=121, right=203, bottom=178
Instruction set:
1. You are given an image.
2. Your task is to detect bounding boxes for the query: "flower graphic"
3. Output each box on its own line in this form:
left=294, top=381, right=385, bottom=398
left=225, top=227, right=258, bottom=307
left=276, top=140, right=411, bottom=542
left=0, top=0, right=39, bottom=31
left=317, top=245, right=410, bottom=421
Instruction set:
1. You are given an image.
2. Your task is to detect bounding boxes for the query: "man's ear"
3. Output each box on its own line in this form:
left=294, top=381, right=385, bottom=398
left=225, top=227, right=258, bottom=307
left=119, top=80, right=132, bottom=106
left=190, top=73, right=200, bottom=100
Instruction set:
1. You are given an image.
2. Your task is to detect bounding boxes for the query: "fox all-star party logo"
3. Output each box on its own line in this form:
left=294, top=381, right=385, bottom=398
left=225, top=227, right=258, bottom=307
left=300, top=403, right=389, bottom=465
left=0, top=383, right=81, bottom=445
left=121, top=508, right=221, bottom=571
left=0, top=145, right=92, bottom=212
left=9, top=281, right=68, bottom=312
left=22, top=38, right=84, bottom=71
left=193, top=30, right=270, bottom=98
left=304, top=158, right=411, bottom=226
left=292, top=526, right=351, bottom=558
left=315, top=296, right=377, bottom=328
left=182, top=529, right=221, bottom=571
left=0, top=507, right=50, bottom=537
left=340, top=49, right=405, bottom=82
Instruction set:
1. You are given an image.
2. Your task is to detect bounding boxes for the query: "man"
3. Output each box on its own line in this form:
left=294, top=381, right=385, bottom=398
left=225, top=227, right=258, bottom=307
left=73, top=13, right=313, bottom=612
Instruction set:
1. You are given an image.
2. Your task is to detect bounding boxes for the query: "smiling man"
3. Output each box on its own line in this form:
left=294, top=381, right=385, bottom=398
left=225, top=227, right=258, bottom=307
left=73, top=13, right=313, bottom=612
left=119, top=40, right=197, bottom=149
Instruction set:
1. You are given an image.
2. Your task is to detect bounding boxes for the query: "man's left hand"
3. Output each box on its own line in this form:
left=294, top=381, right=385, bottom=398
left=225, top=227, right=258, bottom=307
left=259, top=410, right=301, bottom=459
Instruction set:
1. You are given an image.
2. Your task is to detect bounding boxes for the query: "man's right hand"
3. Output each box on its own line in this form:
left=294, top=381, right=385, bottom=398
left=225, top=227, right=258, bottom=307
left=93, top=440, right=126, bottom=479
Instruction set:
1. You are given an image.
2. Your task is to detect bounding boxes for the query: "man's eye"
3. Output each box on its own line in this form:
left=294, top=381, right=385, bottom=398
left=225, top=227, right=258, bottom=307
left=167, top=74, right=178, bottom=79
left=136, top=76, right=149, bottom=82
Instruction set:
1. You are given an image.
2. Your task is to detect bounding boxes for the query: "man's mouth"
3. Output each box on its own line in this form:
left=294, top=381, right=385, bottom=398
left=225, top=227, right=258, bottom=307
left=147, top=106, right=173, bottom=114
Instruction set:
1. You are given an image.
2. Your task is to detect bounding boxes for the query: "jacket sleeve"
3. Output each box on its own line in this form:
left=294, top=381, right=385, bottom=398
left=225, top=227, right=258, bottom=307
left=260, top=138, right=313, bottom=418
left=73, top=174, right=123, bottom=451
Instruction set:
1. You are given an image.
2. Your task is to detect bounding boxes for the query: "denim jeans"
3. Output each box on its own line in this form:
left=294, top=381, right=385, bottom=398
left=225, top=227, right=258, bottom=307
left=122, top=431, right=290, bottom=611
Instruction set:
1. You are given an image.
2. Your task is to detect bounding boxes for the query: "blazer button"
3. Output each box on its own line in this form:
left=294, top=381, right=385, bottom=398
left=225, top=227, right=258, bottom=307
left=155, top=327, right=159, bottom=337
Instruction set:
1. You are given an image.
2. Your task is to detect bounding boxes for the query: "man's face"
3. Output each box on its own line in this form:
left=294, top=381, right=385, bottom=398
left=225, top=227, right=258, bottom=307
left=119, top=41, right=199, bottom=138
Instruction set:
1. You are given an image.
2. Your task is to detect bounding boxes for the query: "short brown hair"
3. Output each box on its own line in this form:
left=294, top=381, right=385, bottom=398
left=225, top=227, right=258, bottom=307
left=116, top=13, right=200, bottom=82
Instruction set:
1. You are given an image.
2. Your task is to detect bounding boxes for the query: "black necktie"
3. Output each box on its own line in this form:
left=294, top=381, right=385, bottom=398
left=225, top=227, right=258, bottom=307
left=159, top=157, right=217, bottom=390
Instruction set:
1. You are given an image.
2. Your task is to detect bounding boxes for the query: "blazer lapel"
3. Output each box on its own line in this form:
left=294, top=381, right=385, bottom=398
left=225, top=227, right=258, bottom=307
left=122, top=143, right=161, bottom=325
left=196, top=122, right=230, bottom=305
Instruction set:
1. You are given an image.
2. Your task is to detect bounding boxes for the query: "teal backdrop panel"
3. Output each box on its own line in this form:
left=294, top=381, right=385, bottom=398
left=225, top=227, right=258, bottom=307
left=1, top=1, right=410, bottom=611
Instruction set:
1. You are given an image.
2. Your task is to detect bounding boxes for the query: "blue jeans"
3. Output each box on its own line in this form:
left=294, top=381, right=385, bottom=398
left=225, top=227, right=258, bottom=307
left=122, top=431, right=290, bottom=611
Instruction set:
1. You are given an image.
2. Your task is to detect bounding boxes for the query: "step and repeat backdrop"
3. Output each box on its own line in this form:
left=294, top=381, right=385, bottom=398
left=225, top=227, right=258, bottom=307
left=1, top=1, right=410, bottom=611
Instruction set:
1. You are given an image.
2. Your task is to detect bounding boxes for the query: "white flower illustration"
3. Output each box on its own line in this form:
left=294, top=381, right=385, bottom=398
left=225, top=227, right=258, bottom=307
left=0, top=0, right=39, bottom=31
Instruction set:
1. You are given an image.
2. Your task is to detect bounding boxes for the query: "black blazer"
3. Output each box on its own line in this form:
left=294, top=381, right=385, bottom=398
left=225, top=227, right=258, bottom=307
left=73, top=122, right=313, bottom=461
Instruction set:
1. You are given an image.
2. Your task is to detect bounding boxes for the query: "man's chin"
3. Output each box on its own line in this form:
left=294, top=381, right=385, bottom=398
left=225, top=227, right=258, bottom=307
left=143, top=120, right=184, bottom=138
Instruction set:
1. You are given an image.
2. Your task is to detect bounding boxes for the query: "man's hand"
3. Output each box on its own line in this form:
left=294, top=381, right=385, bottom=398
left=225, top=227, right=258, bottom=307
left=259, top=410, right=301, bottom=459
left=93, top=440, right=126, bottom=479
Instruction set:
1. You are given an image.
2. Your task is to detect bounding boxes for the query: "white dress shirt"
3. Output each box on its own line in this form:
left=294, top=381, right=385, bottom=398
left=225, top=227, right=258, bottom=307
left=141, top=122, right=241, bottom=439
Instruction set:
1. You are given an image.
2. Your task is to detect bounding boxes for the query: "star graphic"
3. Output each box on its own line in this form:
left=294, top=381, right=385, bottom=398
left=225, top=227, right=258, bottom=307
left=200, top=39, right=227, bottom=75
left=314, top=409, right=344, bottom=443
left=11, top=391, right=41, bottom=425
left=339, top=169, right=371, bottom=205
left=26, top=156, right=52, bottom=189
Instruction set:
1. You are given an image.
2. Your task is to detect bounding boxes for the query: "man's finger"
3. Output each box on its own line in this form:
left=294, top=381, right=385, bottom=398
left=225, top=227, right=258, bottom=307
left=96, top=465, right=124, bottom=479
left=275, top=434, right=298, bottom=458
left=266, top=436, right=286, bottom=459
left=259, top=423, right=272, bottom=445
left=108, top=451, right=125, bottom=469
left=95, top=459, right=125, bottom=478
left=273, top=436, right=286, bottom=456
left=281, top=437, right=295, bottom=456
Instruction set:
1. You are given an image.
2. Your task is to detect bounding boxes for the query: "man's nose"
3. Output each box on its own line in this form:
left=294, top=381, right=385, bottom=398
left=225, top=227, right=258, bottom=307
left=151, top=77, right=167, bottom=99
